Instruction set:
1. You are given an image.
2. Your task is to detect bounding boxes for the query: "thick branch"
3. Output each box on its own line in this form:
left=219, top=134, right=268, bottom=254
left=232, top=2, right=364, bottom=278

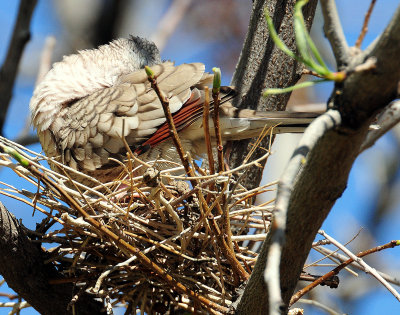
left=0, top=0, right=37, bottom=135
left=237, top=4, right=400, bottom=314
left=0, top=202, right=105, bottom=314
left=229, top=0, right=318, bottom=190
left=265, top=110, right=341, bottom=314
left=338, top=6, right=400, bottom=129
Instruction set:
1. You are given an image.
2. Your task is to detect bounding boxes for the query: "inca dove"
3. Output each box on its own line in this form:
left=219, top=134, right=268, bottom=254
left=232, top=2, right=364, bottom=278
left=30, top=36, right=317, bottom=185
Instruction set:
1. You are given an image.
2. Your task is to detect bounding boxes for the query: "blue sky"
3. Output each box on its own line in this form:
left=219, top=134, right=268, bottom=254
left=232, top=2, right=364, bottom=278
left=1, top=1, right=400, bottom=314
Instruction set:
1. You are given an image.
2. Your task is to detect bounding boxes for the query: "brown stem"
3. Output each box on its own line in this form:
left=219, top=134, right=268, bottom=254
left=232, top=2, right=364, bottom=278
left=208, top=214, right=250, bottom=282
left=203, top=86, right=215, bottom=175
left=212, top=88, right=224, bottom=173
left=0, top=292, right=18, bottom=300
left=212, top=88, right=235, bottom=258
left=355, top=0, right=377, bottom=49
left=146, top=70, right=198, bottom=186
left=298, top=273, right=339, bottom=288
left=146, top=67, right=246, bottom=308
left=302, top=69, right=325, bottom=78
left=290, top=240, right=400, bottom=306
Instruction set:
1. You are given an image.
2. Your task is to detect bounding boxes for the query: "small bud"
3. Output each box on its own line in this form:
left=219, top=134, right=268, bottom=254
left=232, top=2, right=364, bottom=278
left=212, top=67, right=221, bottom=94
left=144, top=66, right=155, bottom=79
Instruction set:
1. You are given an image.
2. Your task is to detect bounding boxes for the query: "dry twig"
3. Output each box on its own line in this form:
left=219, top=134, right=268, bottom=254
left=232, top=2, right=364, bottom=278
left=291, top=238, right=400, bottom=305
left=355, top=0, right=377, bottom=49
left=0, top=132, right=273, bottom=313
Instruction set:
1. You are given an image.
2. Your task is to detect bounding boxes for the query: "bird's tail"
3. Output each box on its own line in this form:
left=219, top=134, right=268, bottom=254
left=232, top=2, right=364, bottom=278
left=219, top=110, right=319, bottom=140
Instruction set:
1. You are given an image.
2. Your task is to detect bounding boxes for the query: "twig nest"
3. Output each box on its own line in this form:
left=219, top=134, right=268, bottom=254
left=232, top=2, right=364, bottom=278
left=0, top=135, right=274, bottom=314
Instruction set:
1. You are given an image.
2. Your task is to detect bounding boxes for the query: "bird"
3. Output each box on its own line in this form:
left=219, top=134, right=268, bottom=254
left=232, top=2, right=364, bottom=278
left=30, top=36, right=317, bottom=186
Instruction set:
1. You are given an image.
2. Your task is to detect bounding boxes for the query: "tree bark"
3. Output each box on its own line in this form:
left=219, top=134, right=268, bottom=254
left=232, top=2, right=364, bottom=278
left=235, top=3, right=400, bottom=314
left=229, top=0, right=318, bottom=190
left=0, top=202, right=105, bottom=314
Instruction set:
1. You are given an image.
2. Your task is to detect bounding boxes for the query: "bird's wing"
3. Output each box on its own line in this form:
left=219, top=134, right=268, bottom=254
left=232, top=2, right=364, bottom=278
left=45, top=62, right=206, bottom=172
left=135, top=86, right=237, bottom=155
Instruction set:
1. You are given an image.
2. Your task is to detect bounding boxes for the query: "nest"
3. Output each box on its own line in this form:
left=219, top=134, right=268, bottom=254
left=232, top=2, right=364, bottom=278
left=0, top=131, right=275, bottom=314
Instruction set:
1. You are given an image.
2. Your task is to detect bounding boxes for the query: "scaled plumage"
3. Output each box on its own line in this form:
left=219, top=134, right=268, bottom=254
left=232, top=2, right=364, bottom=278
left=30, top=36, right=316, bottom=185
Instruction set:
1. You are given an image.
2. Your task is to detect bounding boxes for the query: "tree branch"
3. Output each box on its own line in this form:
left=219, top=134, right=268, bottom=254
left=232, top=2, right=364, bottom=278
left=0, top=202, right=105, bottom=314
left=317, top=230, right=400, bottom=301
left=360, top=100, right=400, bottom=152
left=338, top=6, right=400, bottom=128
left=229, top=0, right=318, bottom=190
left=320, top=0, right=350, bottom=68
left=0, top=0, right=37, bottom=135
left=264, top=110, right=341, bottom=314
left=236, top=3, right=400, bottom=314
left=14, top=36, right=56, bottom=147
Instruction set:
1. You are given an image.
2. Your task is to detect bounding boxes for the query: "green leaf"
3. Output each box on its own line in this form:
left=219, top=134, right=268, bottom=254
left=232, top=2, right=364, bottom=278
left=263, top=79, right=328, bottom=97
left=294, top=0, right=330, bottom=74
left=264, top=0, right=343, bottom=95
left=264, top=8, right=300, bottom=62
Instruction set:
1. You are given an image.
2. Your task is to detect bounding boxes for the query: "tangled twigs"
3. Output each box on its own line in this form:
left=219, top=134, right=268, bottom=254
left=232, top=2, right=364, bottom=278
left=0, top=143, right=229, bottom=314
left=0, top=135, right=274, bottom=313
left=290, top=239, right=400, bottom=306
left=145, top=65, right=247, bottom=284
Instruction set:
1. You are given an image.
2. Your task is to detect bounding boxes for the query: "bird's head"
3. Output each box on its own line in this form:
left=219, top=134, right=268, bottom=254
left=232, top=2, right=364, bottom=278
left=30, top=36, right=161, bottom=131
